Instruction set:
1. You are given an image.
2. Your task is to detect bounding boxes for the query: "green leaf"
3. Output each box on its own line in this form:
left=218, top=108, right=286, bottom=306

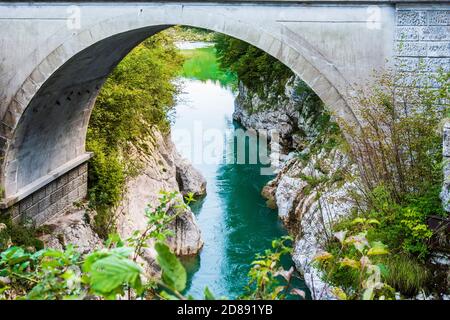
left=159, top=290, right=179, bottom=300
left=204, top=286, right=216, bottom=300
left=339, top=257, right=360, bottom=269
left=367, top=241, right=389, bottom=256
left=351, top=217, right=366, bottom=225
left=377, top=263, right=389, bottom=278
left=88, top=254, right=142, bottom=297
left=155, top=242, right=187, bottom=292
left=367, top=219, right=380, bottom=225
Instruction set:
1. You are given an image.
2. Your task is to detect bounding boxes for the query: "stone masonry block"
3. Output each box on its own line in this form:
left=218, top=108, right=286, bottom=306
left=78, top=184, right=88, bottom=199
left=45, top=183, right=56, bottom=197
left=38, top=196, right=51, bottom=212
left=57, top=174, right=68, bottom=188
left=19, top=196, right=33, bottom=213
left=32, top=188, right=46, bottom=204
left=50, top=188, right=63, bottom=204
left=398, top=11, right=427, bottom=26
left=68, top=188, right=79, bottom=203
left=62, top=184, right=71, bottom=196
left=79, top=163, right=88, bottom=175
left=6, top=161, right=90, bottom=226
left=81, top=172, right=87, bottom=184
left=396, top=42, right=427, bottom=57
left=397, top=26, right=420, bottom=41
left=424, top=58, right=450, bottom=72
left=396, top=57, right=420, bottom=72
left=428, top=10, right=450, bottom=26
left=428, top=42, right=450, bottom=57
left=23, top=203, right=39, bottom=221
left=68, top=168, right=78, bottom=182
left=420, top=26, right=450, bottom=41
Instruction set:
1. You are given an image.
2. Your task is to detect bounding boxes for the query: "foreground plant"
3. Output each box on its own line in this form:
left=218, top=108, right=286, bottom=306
left=242, top=236, right=305, bottom=300
left=0, top=191, right=302, bottom=300
left=315, top=218, right=395, bottom=300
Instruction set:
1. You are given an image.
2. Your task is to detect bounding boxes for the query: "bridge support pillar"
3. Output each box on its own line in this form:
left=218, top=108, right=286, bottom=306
left=0, top=155, right=91, bottom=226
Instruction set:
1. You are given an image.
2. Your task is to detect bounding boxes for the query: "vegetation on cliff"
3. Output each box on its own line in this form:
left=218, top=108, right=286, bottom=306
left=0, top=192, right=304, bottom=300
left=214, top=33, right=449, bottom=299
left=215, top=33, right=293, bottom=105
left=315, top=71, right=449, bottom=299
left=86, top=33, right=183, bottom=238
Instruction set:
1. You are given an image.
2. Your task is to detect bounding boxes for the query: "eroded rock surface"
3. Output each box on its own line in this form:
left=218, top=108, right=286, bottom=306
left=39, top=209, right=103, bottom=255
left=116, top=130, right=205, bottom=257
left=235, top=76, right=356, bottom=299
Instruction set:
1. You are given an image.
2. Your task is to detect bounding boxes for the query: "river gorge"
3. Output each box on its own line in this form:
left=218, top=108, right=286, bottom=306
left=171, top=47, right=308, bottom=297
left=1, top=27, right=448, bottom=302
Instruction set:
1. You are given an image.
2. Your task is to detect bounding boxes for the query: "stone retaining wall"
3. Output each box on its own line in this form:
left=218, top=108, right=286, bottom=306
left=2, top=162, right=88, bottom=226
left=395, top=5, right=450, bottom=83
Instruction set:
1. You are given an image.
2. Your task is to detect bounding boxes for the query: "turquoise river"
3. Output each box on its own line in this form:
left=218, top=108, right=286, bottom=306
left=172, top=43, right=308, bottom=299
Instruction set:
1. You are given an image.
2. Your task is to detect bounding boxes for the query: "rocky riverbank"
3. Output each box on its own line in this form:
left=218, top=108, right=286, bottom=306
left=234, top=75, right=356, bottom=299
left=39, top=129, right=206, bottom=276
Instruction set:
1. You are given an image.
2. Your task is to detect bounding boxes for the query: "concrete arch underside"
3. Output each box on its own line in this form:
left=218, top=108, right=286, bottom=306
left=0, top=3, right=392, bottom=206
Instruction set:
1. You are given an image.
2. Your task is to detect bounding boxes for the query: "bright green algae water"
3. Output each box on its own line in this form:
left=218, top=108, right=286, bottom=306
left=172, top=43, right=309, bottom=299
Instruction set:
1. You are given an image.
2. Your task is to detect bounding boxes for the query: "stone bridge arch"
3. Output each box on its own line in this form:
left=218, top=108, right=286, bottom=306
left=0, top=6, right=363, bottom=208
left=5, top=2, right=446, bottom=224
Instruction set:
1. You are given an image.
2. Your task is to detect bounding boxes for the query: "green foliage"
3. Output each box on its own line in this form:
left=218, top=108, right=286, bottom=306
left=326, top=190, right=437, bottom=297
left=165, top=26, right=216, bottom=42
left=400, top=208, right=433, bottom=258
left=0, top=192, right=182, bottom=300
left=382, top=255, right=429, bottom=297
left=155, top=242, right=187, bottom=293
left=214, top=33, right=292, bottom=102
left=315, top=224, right=395, bottom=300
left=322, top=70, right=449, bottom=298
left=83, top=247, right=143, bottom=299
left=0, top=218, right=44, bottom=252
left=1, top=207, right=302, bottom=300
left=87, top=141, right=125, bottom=238
left=241, top=236, right=305, bottom=300
left=360, top=186, right=435, bottom=259
left=86, top=32, right=183, bottom=236
left=127, top=191, right=186, bottom=262
left=342, top=70, right=448, bottom=204
left=0, top=245, right=83, bottom=299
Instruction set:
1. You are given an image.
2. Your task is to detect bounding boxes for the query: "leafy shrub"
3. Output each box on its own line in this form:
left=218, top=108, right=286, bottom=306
left=315, top=220, right=395, bottom=300
left=0, top=192, right=303, bottom=300
left=341, top=70, right=448, bottom=206
left=214, top=33, right=293, bottom=103
left=242, top=236, right=305, bottom=300
left=0, top=218, right=44, bottom=252
left=86, top=32, right=183, bottom=235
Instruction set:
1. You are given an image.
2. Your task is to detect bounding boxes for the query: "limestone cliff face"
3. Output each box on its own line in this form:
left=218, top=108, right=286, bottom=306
left=116, top=129, right=206, bottom=256
left=262, top=149, right=356, bottom=299
left=40, top=129, right=206, bottom=276
left=235, top=76, right=355, bottom=299
left=233, top=77, right=325, bottom=155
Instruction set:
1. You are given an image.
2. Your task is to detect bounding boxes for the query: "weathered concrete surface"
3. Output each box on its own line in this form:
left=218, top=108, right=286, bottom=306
left=0, top=2, right=448, bottom=219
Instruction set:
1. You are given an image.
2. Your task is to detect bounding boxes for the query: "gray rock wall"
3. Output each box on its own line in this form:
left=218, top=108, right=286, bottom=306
left=115, top=129, right=205, bottom=256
